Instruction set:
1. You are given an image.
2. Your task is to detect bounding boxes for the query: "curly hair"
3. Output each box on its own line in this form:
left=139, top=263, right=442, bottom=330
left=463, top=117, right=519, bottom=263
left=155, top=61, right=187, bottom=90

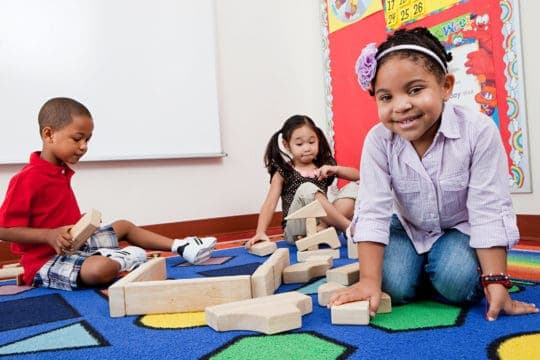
left=369, top=27, right=453, bottom=95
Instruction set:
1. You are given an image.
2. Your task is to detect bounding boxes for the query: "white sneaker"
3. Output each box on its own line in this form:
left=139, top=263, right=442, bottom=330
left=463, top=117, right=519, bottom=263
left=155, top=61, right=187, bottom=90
left=174, top=236, right=217, bottom=264
left=96, top=246, right=148, bottom=272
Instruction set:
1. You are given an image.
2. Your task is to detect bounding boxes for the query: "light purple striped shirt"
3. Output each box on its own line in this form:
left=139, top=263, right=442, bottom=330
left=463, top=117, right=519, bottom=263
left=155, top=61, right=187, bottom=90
left=351, top=103, right=519, bottom=253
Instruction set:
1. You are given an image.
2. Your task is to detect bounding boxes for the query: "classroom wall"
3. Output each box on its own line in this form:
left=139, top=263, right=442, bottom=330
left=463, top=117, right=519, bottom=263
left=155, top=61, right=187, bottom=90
left=0, top=0, right=538, bottom=226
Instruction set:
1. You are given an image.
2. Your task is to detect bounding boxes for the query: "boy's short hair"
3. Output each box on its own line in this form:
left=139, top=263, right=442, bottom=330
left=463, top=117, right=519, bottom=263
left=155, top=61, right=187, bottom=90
left=38, top=97, right=92, bottom=132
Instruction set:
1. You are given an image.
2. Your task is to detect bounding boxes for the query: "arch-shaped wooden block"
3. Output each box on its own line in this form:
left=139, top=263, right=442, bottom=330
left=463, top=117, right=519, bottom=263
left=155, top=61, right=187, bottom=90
left=295, top=227, right=341, bottom=252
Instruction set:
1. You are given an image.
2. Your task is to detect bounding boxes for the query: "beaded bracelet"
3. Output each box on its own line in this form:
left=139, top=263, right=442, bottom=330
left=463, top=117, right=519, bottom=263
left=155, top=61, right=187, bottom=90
left=480, top=273, right=513, bottom=289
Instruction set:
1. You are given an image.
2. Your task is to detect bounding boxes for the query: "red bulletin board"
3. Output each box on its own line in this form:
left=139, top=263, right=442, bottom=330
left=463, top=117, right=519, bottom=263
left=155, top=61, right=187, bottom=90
left=321, top=0, right=530, bottom=192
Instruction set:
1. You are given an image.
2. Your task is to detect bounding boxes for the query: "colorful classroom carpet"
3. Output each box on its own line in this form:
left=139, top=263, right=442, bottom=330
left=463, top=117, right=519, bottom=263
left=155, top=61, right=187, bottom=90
left=0, top=242, right=539, bottom=360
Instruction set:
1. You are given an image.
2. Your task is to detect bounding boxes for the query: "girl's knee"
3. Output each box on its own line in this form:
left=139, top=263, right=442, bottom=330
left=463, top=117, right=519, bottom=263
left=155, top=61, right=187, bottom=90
left=430, top=270, right=483, bottom=304
left=382, top=276, right=418, bottom=305
left=383, top=283, right=416, bottom=305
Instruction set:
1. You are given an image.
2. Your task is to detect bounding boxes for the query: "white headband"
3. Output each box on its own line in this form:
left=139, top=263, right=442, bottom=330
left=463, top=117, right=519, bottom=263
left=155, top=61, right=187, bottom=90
left=376, top=44, right=447, bottom=72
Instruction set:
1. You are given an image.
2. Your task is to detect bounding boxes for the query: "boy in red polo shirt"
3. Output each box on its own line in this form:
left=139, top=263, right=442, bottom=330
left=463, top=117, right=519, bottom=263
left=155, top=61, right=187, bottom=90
left=0, top=97, right=216, bottom=290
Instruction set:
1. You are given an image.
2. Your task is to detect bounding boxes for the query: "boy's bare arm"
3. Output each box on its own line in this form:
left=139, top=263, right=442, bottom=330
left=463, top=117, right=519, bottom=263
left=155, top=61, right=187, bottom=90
left=0, top=226, right=73, bottom=254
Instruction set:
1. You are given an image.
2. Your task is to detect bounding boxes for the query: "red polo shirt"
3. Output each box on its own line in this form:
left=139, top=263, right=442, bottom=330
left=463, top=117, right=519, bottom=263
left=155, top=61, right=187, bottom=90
left=0, top=152, right=81, bottom=285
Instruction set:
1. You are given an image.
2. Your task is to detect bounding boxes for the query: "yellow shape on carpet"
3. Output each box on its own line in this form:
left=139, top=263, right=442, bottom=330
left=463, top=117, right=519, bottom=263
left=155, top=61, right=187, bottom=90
left=139, top=311, right=206, bottom=329
left=497, top=333, right=540, bottom=360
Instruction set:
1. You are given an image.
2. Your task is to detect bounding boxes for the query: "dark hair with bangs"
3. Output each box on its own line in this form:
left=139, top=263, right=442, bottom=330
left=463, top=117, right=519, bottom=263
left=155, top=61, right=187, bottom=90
left=264, top=115, right=335, bottom=177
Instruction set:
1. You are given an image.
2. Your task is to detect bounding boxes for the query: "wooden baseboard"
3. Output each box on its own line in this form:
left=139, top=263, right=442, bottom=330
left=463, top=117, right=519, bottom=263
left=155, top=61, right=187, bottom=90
left=516, top=214, right=540, bottom=247
left=1, top=213, right=539, bottom=265
left=140, top=212, right=282, bottom=240
left=0, top=212, right=283, bottom=265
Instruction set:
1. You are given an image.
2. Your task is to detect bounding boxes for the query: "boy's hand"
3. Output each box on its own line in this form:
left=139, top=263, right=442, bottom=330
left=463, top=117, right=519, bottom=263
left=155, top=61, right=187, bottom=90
left=45, top=226, right=74, bottom=255
left=315, top=165, right=338, bottom=180
left=484, top=284, right=538, bottom=321
left=245, top=233, right=270, bottom=249
left=327, top=278, right=381, bottom=317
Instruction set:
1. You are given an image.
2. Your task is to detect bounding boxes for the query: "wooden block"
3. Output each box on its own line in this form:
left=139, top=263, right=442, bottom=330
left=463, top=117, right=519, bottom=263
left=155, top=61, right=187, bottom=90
left=304, top=255, right=333, bottom=267
left=331, top=300, right=370, bottom=325
left=271, top=248, right=290, bottom=289
left=282, top=259, right=331, bottom=284
left=317, top=281, right=346, bottom=306
left=285, top=200, right=326, bottom=220
left=378, top=292, right=392, bottom=314
left=0, top=265, right=24, bottom=286
left=297, top=248, right=341, bottom=262
left=124, top=275, right=252, bottom=315
left=205, top=291, right=312, bottom=334
left=251, top=262, right=275, bottom=298
left=67, top=209, right=102, bottom=253
left=305, top=217, right=317, bottom=236
left=347, top=233, right=358, bottom=259
left=248, top=241, right=277, bottom=257
left=295, top=227, right=341, bottom=252
left=325, top=262, right=359, bottom=286
left=251, top=248, right=291, bottom=297
left=108, top=257, right=167, bottom=317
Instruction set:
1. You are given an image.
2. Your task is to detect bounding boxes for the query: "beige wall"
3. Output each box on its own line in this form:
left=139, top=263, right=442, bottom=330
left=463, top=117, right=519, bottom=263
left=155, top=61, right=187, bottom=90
left=0, top=0, right=538, bottom=226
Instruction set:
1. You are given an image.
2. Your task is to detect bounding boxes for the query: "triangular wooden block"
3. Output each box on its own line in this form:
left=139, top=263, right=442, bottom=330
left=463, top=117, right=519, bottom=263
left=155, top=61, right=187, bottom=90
left=285, top=200, right=326, bottom=220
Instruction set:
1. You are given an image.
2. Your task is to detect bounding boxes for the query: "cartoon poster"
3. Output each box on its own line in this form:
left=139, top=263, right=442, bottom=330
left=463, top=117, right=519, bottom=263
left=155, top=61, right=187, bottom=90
left=322, top=0, right=530, bottom=192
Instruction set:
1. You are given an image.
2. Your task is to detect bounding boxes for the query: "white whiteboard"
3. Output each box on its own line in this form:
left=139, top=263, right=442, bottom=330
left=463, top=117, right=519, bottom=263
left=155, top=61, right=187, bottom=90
left=0, top=0, right=223, bottom=163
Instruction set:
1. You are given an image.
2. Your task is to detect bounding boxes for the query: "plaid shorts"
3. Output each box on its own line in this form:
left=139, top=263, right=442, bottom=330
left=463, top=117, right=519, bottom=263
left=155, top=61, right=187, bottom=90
left=33, top=225, right=119, bottom=291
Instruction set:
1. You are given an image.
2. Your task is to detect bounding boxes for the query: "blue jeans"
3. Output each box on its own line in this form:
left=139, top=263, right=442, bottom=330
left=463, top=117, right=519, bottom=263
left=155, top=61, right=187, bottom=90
left=382, top=216, right=484, bottom=305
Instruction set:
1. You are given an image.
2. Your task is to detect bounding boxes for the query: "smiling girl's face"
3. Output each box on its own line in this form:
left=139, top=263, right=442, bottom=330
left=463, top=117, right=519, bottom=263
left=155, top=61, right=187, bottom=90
left=373, top=55, right=454, bottom=156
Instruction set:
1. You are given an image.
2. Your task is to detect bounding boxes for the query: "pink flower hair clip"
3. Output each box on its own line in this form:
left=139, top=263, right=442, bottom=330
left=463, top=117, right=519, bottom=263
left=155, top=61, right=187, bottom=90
left=355, top=42, right=378, bottom=92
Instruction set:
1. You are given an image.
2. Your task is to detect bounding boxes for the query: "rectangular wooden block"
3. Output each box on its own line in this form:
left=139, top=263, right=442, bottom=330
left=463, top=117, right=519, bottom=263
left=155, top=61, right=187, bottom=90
left=0, top=265, right=24, bottom=285
left=317, top=281, right=346, bottom=306
left=124, top=275, right=252, bottom=315
left=272, top=248, right=290, bottom=289
left=325, top=262, right=359, bottom=286
left=108, top=257, right=167, bottom=317
left=347, top=233, right=358, bottom=259
left=331, top=300, right=370, bottom=325
left=248, top=241, right=277, bottom=257
left=250, top=248, right=290, bottom=298
left=205, top=291, right=312, bottom=334
left=378, top=292, right=392, bottom=314
left=68, top=209, right=102, bottom=253
left=251, top=262, right=275, bottom=298
left=297, top=248, right=341, bottom=262
left=0, top=265, right=24, bottom=279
